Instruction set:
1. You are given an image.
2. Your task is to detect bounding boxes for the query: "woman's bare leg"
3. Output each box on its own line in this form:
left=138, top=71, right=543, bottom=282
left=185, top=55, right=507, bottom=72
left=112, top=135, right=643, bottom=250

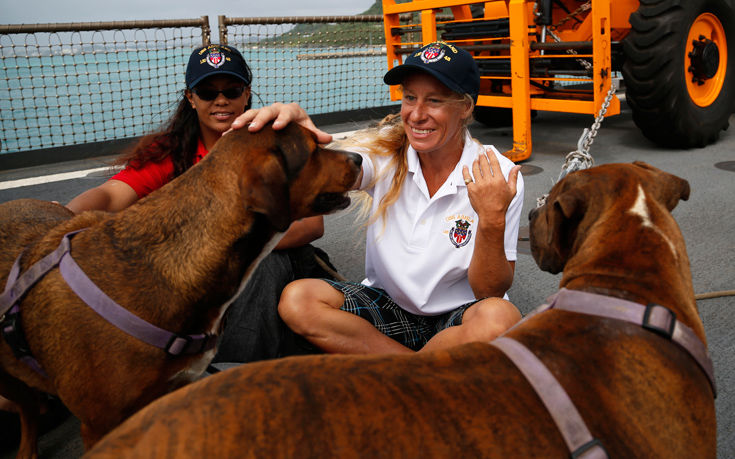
left=278, top=279, right=414, bottom=354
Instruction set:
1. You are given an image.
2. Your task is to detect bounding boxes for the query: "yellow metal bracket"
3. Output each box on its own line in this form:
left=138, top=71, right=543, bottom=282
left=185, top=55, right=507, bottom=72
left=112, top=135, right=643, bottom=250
left=505, top=0, right=533, bottom=162
left=382, top=0, right=622, bottom=162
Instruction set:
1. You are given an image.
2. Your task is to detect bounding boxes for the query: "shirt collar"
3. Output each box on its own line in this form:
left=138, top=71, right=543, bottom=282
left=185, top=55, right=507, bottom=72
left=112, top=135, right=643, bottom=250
left=407, top=142, right=421, bottom=175
left=406, top=131, right=481, bottom=197
left=195, top=138, right=209, bottom=163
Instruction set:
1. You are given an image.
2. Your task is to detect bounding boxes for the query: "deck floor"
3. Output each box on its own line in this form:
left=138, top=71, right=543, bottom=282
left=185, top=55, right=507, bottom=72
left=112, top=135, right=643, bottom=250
left=1, top=106, right=733, bottom=458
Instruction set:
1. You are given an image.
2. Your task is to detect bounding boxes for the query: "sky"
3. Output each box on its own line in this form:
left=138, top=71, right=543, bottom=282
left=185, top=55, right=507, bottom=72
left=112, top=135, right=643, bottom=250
left=1, top=0, right=378, bottom=27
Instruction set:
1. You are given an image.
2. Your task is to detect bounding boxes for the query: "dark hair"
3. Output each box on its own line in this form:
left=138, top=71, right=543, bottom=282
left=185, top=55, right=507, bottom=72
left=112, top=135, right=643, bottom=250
left=114, top=95, right=198, bottom=178
left=115, top=78, right=253, bottom=179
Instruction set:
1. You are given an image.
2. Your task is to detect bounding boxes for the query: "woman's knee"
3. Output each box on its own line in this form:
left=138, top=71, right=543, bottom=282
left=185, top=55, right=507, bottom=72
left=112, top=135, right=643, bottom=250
left=278, top=279, right=318, bottom=320
left=278, top=279, right=343, bottom=330
left=463, top=299, right=521, bottom=340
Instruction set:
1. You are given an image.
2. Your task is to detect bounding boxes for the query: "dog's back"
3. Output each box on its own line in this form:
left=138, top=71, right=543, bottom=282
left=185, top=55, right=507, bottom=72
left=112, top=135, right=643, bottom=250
left=0, top=199, right=74, bottom=270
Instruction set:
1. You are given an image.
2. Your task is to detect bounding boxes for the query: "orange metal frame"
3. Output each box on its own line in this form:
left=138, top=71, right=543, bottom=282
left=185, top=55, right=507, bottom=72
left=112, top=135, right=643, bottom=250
left=383, top=0, right=635, bottom=161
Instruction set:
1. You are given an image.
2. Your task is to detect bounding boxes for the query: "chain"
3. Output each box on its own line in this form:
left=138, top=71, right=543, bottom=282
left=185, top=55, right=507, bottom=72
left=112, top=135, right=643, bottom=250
left=544, top=1, right=593, bottom=70
left=580, top=82, right=616, bottom=153
left=551, top=1, right=591, bottom=30
left=546, top=27, right=592, bottom=71
left=536, top=82, right=618, bottom=208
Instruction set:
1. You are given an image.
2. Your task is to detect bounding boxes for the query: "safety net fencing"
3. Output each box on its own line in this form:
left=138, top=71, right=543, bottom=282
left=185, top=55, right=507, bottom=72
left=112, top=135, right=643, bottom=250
left=0, top=14, right=401, bottom=157
left=219, top=15, right=391, bottom=118
left=0, top=18, right=210, bottom=155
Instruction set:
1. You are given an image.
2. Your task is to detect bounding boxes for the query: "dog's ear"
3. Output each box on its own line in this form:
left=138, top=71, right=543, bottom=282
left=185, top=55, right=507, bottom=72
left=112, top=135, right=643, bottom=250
left=633, top=161, right=691, bottom=211
left=244, top=153, right=291, bottom=232
left=276, top=124, right=312, bottom=180
left=554, top=187, right=586, bottom=220
left=545, top=187, right=586, bottom=263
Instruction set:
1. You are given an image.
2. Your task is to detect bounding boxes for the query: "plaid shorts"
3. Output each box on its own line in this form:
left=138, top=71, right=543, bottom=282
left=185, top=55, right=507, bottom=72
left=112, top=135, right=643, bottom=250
left=325, top=280, right=478, bottom=351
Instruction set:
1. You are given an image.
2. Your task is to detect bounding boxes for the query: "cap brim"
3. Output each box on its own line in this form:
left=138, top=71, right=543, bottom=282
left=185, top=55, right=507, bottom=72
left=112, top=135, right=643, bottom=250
left=188, top=71, right=251, bottom=89
left=383, top=65, right=466, bottom=98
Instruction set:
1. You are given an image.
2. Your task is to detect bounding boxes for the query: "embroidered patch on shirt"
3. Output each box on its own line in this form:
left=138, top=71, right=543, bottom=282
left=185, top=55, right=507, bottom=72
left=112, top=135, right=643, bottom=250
left=449, top=219, right=472, bottom=248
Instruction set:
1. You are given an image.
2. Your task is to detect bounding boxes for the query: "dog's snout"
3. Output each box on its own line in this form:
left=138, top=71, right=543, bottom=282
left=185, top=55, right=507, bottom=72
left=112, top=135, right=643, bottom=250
left=345, top=151, right=362, bottom=168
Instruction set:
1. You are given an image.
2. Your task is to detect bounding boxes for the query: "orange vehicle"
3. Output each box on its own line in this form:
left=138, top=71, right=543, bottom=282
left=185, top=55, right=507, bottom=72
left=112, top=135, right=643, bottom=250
left=382, top=0, right=735, bottom=161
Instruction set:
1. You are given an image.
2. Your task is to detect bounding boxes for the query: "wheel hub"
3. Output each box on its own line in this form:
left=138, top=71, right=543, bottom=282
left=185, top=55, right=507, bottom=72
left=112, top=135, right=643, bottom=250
left=689, top=35, right=720, bottom=84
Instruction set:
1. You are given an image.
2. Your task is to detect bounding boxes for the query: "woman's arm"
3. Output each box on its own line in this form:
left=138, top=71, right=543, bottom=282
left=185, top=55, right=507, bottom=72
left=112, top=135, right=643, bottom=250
left=275, top=216, right=325, bottom=249
left=463, top=152, right=522, bottom=299
left=66, top=179, right=139, bottom=214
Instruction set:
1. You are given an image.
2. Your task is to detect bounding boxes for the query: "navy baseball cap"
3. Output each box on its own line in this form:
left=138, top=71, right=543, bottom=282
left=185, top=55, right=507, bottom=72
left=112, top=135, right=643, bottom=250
left=185, top=44, right=252, bottom=89
left=384, top=41, right=480, bottom=102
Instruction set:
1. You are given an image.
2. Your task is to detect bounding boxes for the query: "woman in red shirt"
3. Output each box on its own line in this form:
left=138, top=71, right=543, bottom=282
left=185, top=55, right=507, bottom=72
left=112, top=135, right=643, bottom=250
left=67, top=44, right=332, bottom=363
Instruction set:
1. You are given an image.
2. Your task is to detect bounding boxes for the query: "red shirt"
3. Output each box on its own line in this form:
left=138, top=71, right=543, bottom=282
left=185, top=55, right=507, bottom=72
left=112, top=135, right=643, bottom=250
left=111, top=139, right=208, bottom=198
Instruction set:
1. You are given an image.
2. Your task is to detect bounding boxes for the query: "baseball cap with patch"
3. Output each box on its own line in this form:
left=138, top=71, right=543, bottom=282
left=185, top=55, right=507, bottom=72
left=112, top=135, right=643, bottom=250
left=185, top=44, right=252, bottom=89
left=383, top=41, right=480, bottom=102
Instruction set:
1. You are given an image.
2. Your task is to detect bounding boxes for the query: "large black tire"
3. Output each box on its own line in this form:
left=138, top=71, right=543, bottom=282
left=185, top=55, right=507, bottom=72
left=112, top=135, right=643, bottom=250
left=473, top=107, right=536, bottom=127
left=473, top=106, right=514, bottom=127
left=622, top=0, right=735, bottom=148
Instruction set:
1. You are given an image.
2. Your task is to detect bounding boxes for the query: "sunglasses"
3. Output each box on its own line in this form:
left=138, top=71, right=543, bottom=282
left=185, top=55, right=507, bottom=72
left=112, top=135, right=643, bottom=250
left=192, top=86, right=246, bottom=101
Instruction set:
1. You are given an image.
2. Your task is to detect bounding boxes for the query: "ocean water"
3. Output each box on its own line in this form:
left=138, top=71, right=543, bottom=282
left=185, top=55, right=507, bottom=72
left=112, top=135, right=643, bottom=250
left=0, top=46, right=391, bottom=154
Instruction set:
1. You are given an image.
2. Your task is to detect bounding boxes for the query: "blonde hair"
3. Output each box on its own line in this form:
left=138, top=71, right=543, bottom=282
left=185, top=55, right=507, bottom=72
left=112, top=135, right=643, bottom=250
left=334, top=92, right=475, bottom=231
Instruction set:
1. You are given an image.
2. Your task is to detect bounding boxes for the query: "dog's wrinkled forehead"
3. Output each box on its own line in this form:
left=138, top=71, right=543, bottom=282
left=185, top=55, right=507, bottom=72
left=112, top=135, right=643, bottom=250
left=274, top=124, right=317, bottom=180
left=549, top=162, right=690, bottom=210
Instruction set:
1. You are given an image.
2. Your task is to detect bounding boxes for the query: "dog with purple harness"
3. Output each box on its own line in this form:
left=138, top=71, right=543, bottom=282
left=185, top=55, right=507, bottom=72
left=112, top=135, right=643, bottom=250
left=0, top=123, right=361, bottom=457
left=82, top=161, right=715, bottom=458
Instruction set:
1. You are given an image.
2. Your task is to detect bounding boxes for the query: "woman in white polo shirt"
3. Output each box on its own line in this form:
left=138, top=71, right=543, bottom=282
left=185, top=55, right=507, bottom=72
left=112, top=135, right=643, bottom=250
left=240, top=41, right=524, bottom=354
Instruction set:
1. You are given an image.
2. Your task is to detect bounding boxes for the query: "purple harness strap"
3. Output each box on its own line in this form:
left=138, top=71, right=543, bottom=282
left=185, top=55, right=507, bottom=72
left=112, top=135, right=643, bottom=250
left=491, top=288, right=716, bottom=458
left=0, top=230, right=86, bottom=376
left=0, top=230, right=81, bottom=317
left=532, top=288, right=716, bottom=396
left=0, top=230, right=215, bottom=376
left=491, top=337, right=608, bottom=458
left=58, top=245, right=214, bottom=356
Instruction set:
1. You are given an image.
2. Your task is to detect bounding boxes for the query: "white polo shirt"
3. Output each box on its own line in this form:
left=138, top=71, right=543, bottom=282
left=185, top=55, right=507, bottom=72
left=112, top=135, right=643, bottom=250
left=357, top=132, right=524, bottom=316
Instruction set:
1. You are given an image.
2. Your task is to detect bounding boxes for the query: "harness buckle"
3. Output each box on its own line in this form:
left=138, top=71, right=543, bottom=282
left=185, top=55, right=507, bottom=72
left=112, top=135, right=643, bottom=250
left=1, top=308, right=33, bottom=360
left=570, top=438, right=608, bottom=458
left=642, top=304, right=676, bottom=340
left=165, top=334, right=193, bottom=356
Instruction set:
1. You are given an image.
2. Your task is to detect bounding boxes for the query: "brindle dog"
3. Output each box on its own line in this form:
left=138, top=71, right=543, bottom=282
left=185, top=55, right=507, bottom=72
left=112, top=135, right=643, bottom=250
left=84, top=161, right=715, bottom=458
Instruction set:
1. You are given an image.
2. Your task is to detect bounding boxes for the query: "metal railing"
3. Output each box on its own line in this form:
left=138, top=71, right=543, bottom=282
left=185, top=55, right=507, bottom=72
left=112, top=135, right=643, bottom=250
left=0, top=14, right=396, bottom=157
left=219, top=15, right=390, bottom=119
left=0, top=18, right=210, bottom=155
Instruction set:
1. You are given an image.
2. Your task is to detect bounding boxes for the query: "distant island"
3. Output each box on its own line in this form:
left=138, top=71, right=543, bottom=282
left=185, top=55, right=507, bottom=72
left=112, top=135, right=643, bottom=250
left=260, top=1, right=464, bottom=47
left=262, top=1, right=385, bottom=47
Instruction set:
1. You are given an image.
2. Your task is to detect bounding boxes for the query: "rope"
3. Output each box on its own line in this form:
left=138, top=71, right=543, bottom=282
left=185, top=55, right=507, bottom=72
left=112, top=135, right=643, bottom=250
left=314, top=253, right=348, bottom=283
left=695, top=290, right=735, bottom=300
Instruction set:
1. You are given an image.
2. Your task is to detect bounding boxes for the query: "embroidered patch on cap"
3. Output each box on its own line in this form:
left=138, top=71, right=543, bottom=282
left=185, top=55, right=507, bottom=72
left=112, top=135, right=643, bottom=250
left=206, top=49, right=225, bottom=68
left=449, top=219, right=472, bottom=248
left=420, top=44, right=446, bottom=64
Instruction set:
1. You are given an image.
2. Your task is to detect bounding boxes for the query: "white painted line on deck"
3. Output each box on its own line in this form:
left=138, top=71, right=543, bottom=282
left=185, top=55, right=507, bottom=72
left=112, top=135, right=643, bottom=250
left=0, top=129, right=359, bottom=191
left=0, top=166, right=112, bottom=190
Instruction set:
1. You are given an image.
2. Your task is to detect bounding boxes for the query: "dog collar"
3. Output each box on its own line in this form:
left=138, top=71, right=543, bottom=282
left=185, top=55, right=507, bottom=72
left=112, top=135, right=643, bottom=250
left=535, top=288, right=716, bottom=397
